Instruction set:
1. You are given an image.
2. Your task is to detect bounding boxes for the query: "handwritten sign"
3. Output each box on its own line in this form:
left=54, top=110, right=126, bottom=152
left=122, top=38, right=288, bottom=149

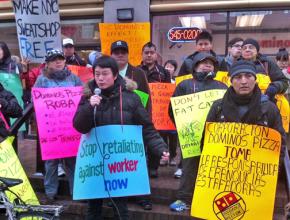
left=191, top=122, right=281, bottom=220
left=32, top=87, right=82, bottom=160
left=149, top=83, right=176, bottom=130
left=171, top=90, right=226, bottom=158
left=99, top=23, right=150, bottom=66
left=73, top=125, right=150, bottom=200
left=12, top=0, right=61, bottom=63
left=0, top=72, right=24, bottom=130
left=133, top=90, right=149, bottom=108
left=0, top=137, right=39, bottom=205
left=67, top=65, right=93, bottom=83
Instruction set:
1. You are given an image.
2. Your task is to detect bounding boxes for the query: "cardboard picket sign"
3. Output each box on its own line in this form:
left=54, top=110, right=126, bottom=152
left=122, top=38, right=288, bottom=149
left=191, top=122, right=281, bottom=220
left=171, top=89, right=226, bottom=158
left=67, top=65, right=93, bottom=83
left=99, top=22, right=150, bottom=66
left=149, top=83, right=176, bottom=130
left=73, top=125, right=150, bottom=200
left=12, top=0, right=61, bottom=63
left=32, top=87, right=83, bottom=160
left=0, top=137, right=39, bottom=205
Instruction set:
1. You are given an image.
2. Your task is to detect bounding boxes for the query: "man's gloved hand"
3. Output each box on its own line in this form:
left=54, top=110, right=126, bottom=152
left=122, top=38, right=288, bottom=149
left=265, top=84, right=278, bottom=102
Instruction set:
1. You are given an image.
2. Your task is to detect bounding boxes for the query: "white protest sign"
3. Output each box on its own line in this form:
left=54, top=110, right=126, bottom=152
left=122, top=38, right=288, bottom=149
left=12, top=0, right=61, bottom=63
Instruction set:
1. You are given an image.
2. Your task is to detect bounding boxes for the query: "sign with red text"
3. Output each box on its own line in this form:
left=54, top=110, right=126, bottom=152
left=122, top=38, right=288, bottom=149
left=191, top=122, right=281, bottom=220
left=149, top=83, right=176, bottom=130
left=67, top=65, right=93, bottom=83
left=12, top=0, right=61, bottom=63
left=73, top=125, right=150, bottom=200
left=32, top=87, right=82, bottom=160
left=99, top=23, right=150, bottom=66
left=167, top=27, right=202, bottom=43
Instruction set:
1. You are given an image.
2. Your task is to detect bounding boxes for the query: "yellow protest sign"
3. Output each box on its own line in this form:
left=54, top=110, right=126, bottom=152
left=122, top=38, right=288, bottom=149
left=0, top=137, right=39, bottom=205
left=99, top=22, right=150, bottom=66
left=256, top=73, right=289, bottom=132
left=170, top=89, right=226, bottom=158
left=214, top=71, right=230, bottom=86
left=175, top=71, right=230, bottom=86
left=191, top=122, right=281, bottom=220
left=175, top=74, right=192, bottom=86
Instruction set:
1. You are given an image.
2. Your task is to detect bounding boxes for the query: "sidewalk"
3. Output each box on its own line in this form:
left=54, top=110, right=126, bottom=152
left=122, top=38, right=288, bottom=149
left=17, top=137, right=287, bottom=219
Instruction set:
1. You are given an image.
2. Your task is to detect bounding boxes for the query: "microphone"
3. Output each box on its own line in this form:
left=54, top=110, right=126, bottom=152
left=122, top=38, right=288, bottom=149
left=93, top=88, right=101, bottom=118
left=94, top=88, right=101, bottom=96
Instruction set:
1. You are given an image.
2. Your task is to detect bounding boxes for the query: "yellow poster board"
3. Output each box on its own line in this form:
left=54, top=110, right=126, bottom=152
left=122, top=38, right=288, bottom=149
left=191, top=122, right=281, bottom=220
left=0, top=137, right=39, bottom=205
left=176, top=71, right=229, bottom=86
left=175, top=74, right=192, bottom=86
left=170, top=89, right=226, bottom=158
left=256, top=73, right=289, bottom=132
left=99, top=22, right=150, bottom=66
left=214, top=71, right=230, bottom=86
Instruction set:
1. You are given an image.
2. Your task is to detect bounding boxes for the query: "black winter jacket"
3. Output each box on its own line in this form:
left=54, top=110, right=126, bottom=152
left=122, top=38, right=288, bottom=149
left=169, top=78, right=228, bottom=122
left=138, top=63, right=171, bottom=83
left=178, top=50, right=223, bottom=76
left=252, top=55, right=288, bottom=93
left=73, top=76, right=168, bottom=157
left=0, top=82, right=22, bottom=140
left=65, top=53, right=86, bottom=67
left=0, top=83, right=22, bottom=124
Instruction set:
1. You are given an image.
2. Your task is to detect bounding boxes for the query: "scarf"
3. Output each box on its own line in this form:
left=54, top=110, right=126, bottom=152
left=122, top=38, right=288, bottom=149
left=47, top=68, right=70, bottom=80
left=222, top=85, right=262, bottom=123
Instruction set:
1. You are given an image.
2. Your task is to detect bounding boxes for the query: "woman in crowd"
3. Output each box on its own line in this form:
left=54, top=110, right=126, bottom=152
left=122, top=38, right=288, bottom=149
left=73, top=55, right=169, bottom=220
left=241, top=38, right=288, bottom=101
left=276, top=48, right=290, bottom=78
left=33, top=49, right=82, bottom=202
left=0, top=41, right=22, bottom=74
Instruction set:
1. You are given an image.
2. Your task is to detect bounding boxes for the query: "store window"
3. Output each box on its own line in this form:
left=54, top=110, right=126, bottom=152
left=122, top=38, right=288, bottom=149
left=152, top=9, right=290, bottom=72
left=228, top=10, right=290, bottom=56
left=152, top=12, right=227, bottom=72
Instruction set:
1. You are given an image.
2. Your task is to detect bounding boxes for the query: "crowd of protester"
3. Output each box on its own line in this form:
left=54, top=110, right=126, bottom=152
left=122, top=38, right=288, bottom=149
left=0, top=29, right=289, bottom=219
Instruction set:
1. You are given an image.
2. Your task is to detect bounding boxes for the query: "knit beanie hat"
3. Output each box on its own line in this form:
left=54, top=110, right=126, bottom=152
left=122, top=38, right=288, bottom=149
left=242, top=38, right=260, bottom=52
left=229, top=60, right=257, bottom=80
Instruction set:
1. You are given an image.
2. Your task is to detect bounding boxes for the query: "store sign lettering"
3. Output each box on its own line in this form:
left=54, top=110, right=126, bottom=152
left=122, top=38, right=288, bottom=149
left=260, top=37, right=290, bottom=48
left=167, top=27, right=202, bottom=43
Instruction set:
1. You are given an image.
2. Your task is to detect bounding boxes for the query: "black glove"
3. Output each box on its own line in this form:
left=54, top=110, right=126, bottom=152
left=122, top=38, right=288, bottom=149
left=265, top=84, right=278, bottom=102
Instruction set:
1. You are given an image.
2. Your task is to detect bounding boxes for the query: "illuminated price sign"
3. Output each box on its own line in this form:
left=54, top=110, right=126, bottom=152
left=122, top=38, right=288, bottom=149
left=167, top=27, right=202, bottom=43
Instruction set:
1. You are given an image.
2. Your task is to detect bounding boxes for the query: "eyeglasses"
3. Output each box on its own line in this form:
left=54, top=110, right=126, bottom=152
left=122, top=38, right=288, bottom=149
left=232, top=44, right=242, bottom=48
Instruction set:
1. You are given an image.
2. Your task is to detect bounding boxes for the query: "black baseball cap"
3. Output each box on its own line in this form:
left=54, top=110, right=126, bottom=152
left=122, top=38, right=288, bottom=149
left=111, top=40, right=128, bottom=54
